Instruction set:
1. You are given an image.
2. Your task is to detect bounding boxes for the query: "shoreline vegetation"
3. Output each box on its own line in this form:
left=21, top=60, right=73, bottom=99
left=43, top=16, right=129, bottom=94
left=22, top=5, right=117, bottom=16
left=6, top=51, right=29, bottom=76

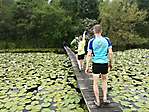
left=0, top=0, right=149, bottom=49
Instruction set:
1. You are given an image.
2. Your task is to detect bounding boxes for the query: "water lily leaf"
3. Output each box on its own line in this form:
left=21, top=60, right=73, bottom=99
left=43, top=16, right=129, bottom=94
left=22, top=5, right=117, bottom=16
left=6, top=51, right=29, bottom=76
left=123, top=109, right=132, bottom=112
left=134, top=102, right=144, bottom=108
left=61, top=108, right=71, bottom=112
left=26, top=92, right=33, bottom=99
left=68, top=104, right=76, bottom=109
left=74, top=97, right=80, bottom=104
left=134, top=96, right=139, bottom=100
left=31, top=101, right=39, bottom=105
left=24, top=99, right=31, bottom=104
left=120, top=101, right=130, bottom=107
left=76, top=107, right=84, bottom=112
left=44, top=98, right=52, bottom=103
left=25, top=105, right=32, bottom=110
left=16, top=106, right=24, bottom=111
left=131, top=107, right=137, bottom=111
left=41, top=103, right=50, bottom=107
left=31, top=105, right=41, bottom=111
left=0, top=109, right=9, bottom=112
left=41, top=108, right=51, bottom=112
left=0, top=103, right=4, bottom=109
left=0, top=95, right=7, bottom=99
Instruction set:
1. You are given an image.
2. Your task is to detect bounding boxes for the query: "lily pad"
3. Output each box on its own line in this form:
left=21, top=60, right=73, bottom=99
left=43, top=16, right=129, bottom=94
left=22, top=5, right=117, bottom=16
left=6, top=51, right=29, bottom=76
left=41, top=108, right=51, bottom=112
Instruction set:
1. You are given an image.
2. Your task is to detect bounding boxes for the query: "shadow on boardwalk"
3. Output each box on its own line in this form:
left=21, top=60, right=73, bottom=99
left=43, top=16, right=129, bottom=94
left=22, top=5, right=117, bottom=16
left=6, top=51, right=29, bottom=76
left=64, top=46, right=123, bottom=112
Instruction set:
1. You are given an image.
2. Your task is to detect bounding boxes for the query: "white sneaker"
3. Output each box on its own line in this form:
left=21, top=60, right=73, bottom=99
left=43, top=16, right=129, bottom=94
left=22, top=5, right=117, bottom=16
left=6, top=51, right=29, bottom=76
left=103, top=99, right=111, bottom=104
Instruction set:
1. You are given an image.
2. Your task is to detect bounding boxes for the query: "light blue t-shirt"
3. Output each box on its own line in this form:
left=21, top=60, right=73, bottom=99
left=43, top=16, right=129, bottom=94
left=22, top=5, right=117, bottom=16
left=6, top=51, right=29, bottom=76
left=87, top=36, right=112, bottom=63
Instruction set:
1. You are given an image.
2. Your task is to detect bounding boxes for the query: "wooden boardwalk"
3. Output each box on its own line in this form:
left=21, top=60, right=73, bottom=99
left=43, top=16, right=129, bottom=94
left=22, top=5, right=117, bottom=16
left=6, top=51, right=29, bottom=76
left=64, top=46, right=122, bottom=112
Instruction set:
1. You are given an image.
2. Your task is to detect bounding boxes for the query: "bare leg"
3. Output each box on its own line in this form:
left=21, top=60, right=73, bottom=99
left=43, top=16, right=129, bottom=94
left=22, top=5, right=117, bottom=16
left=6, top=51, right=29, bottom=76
left=80, top=60, right=83, bottom=68
left=78, top=59, right=83, bottom=70
left=93, top=75, right=100, bottom=103
left=101, top=74, right=108, bottom=100
left=76, top=54, right=80, bottom=68
left=78, top=60, right=81, bottom=69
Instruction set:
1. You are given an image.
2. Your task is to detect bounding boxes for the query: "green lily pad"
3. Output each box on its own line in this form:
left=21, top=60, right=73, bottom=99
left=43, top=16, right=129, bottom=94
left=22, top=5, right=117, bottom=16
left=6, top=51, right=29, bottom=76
left=41, top=103, right=50, bottom=107
left=25, top=105, right=32, bottom=110
left=0, top=103, right=4, bottom=109
left=24, top=99, right=31, bottom=104
left=31, top=101, right=39, bottom=105
left=31, top=105, right=41, bottom=111
left=0, top=109, right=9, bottom=112
left=41, top=108, right=51, bottom=112
left=16, top=106, right=24, bottom=111
left=44, top=98, right=52, bottom=103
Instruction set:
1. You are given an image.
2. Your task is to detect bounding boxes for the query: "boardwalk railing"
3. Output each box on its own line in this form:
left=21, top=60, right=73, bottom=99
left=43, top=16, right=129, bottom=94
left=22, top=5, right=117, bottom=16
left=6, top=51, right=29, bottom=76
left=64, top=46, right=122, bottom=112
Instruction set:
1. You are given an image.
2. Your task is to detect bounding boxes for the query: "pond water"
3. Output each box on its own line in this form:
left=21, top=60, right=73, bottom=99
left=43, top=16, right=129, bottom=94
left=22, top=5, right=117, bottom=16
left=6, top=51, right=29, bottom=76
left=108, top=49, right=149, bottom=112
left=0, top=52, right=87, bottom=112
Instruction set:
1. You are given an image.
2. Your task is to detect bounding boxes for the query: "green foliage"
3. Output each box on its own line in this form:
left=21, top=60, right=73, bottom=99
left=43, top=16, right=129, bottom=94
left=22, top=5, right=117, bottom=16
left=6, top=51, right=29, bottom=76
left=0, top=0, right=149, bottom=49
left=109, top=49, right=149, bottom=111
left=0, top=0, right=14, bottom=39
left=59, top=0, right=100, bottom=41
left=135, top=0, right=149, bottom=38
left=59, top=0, right=99, bottom=19
left=0, top=0, right=77, bottom=48
left=136, top=0, right=149, bottom=10
left=80, top=18, right=98, bottom=31
left=0, top=0, right=100, bottom=49
left=0, top=52, right=86, bottom=111
left=0, top=48, right=64, bottom=53
left=12, top=0, right=73, bottom=48
left=99, top=0, right=148, bottom=49
left=78, top=0, right=99, bottom=19
left=60, top=0, right=79, bottom=17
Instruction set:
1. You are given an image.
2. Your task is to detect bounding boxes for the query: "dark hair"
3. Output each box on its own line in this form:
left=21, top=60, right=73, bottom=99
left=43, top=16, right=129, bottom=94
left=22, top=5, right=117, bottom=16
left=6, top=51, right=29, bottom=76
left=93, top=24, right=102, bottom=33
left=79, top=35, right=83, bottom=41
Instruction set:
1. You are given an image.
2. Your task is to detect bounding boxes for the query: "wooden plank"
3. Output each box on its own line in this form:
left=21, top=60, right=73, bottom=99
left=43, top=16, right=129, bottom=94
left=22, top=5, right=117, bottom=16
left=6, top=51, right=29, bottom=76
left=64, top=46, right=123, bottom=112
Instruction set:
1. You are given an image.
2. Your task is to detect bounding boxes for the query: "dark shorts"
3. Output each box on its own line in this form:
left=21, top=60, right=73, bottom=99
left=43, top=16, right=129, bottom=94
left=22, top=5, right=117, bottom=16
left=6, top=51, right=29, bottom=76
left=92, top=63, right=108, bottom=74
left=78, top=54, right=85, bottom=60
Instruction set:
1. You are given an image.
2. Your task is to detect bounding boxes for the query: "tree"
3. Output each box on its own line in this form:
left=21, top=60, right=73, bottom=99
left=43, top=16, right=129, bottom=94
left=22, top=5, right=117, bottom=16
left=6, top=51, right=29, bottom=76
left=135, top=0, right=149, bottom=38
left=0, top=0, right=14, bottom=39
left=59, top=0, right=79, bottom=17
left=99, top=0, right=147, bottom=49
left=136, top=0, right=149, bottom=10
left=78, top=0, right=99, bottom=19
left=12, top=0, right=73, bottom=48
left=59, top=0, right=99, bottom=19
